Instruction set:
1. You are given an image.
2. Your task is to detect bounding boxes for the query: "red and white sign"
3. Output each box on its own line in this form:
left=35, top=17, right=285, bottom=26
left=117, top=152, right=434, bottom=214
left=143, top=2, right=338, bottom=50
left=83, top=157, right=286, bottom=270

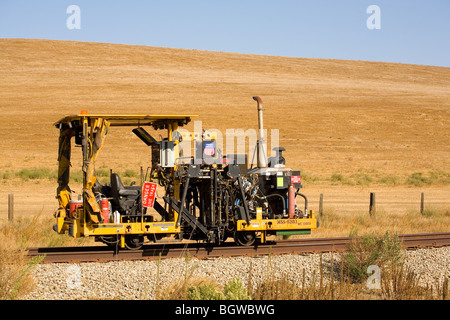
left=203, top=142, right=216, bottom=156
left=142, top=181, right=158, bottom=208
left=291, top=175, right=301, bottom=184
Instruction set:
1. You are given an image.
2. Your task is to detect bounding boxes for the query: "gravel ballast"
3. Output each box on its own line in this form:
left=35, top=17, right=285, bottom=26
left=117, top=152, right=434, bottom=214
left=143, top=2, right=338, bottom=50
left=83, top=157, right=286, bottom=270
left=22, top=247, right=449, bottom=300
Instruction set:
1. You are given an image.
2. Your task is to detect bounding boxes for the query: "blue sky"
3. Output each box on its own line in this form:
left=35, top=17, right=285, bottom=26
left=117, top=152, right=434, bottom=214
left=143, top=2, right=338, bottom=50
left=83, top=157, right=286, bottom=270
left=0, top=0, right=449, bottom=67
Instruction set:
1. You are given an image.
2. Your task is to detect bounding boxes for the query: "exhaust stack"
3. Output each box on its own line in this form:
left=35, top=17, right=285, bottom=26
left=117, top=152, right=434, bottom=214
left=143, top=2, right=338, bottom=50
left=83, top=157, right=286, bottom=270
left=253, top=96, right=267, bottom=168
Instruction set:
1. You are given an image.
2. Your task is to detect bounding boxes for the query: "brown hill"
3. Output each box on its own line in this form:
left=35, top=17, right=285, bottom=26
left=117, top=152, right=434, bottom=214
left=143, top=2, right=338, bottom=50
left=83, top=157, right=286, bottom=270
left=0, top=38, right=449, bottom=179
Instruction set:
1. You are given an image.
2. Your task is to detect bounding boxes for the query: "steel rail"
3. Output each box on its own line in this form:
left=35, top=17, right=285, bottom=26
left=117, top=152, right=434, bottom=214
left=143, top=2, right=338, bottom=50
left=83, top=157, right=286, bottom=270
left=27, top=232, right=450, bottom=264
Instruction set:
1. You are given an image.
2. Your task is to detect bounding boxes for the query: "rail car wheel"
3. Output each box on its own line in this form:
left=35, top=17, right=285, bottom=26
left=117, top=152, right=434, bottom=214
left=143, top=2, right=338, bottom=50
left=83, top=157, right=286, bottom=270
left=125, top=235, right=144, bottom=250
left=234, top=231, right=256, bottom=246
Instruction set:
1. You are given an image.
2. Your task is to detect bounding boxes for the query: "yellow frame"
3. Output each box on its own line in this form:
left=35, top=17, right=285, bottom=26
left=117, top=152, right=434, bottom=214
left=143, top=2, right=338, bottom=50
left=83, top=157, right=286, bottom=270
left=236, top=217, right=317, bottom=232
left=54, top=112, right=196, bottom=245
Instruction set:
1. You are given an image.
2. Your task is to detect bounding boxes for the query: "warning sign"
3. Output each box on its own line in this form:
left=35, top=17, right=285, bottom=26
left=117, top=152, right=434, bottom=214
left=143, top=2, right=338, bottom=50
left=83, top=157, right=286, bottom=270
left=291, top=175, right=301, bottom=184
left=142, top=182, right=157, bottom=208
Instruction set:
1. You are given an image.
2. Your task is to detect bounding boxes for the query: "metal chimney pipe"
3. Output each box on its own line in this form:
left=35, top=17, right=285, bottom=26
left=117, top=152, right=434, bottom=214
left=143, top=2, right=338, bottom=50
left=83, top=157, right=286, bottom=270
left=253, top=96, right=267, bottom=168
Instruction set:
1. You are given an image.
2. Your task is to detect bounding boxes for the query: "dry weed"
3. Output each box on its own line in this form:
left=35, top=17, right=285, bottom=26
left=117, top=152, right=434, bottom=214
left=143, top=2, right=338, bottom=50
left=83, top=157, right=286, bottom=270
left=0, top=230, right=43, bottom=299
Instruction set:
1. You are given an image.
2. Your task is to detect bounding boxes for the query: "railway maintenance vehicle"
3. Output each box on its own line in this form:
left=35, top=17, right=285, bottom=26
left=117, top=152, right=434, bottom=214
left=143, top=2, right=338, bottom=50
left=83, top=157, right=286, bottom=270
left=53, top=96, right=317, bottom=249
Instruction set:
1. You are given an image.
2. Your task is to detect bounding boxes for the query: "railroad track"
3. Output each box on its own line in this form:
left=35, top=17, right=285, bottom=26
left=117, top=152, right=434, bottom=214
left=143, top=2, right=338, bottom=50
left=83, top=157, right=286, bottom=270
left=27, top=232, right=450, bottom=264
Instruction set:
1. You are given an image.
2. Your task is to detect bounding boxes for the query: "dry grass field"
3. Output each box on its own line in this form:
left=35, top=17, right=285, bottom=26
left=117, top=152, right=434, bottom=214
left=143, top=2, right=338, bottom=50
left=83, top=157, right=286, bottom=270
left=0, top=38, right=449, bottom=237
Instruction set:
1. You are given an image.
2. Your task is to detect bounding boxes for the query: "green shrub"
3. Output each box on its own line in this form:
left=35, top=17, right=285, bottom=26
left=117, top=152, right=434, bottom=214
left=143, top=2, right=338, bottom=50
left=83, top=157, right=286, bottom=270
left=406, top=172, right=429, bottom=187
left=186, top=278, right=250, bottom=300
left=379, top=175, right=399, bottom=185
left=1, top=171, right=11, bottom=180
left=70, top=170, right=84, bottom=183
left=330, top=173, right=347, bottom=185
left=15, top=167, right=56, bottom=181
left=342, top=232, right=402, bottom=283
left=406, top=171, right=450, bottom=186
left=123, top=169, right=137, bottom=177
left=353, top=174, right=373, bottom=186
left=187, top=283, right=224, bottom=300
left=223, top=278, right=251, bottom=300
left=96, top=169, right=110, bottom=177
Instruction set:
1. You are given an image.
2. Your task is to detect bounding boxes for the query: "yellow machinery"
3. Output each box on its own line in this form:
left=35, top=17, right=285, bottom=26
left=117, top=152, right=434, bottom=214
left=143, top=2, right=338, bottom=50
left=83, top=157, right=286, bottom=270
left=54, top=97, right=317, bottom=249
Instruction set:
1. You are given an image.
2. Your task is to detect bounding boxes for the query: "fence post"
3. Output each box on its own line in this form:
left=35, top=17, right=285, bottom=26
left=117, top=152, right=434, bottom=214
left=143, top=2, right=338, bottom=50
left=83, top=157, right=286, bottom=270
left=319, top=193, right=323, bottom=218
left=8, top=194, right=14, bottom=221
left=369, top=192, right=376, bottom=216
left=420, top=192, right=425, bottom=215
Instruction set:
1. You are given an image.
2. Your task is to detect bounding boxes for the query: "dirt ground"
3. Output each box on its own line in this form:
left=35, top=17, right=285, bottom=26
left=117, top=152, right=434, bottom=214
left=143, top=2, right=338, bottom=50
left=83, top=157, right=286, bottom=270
left=0, top=39, right=449, bottom=231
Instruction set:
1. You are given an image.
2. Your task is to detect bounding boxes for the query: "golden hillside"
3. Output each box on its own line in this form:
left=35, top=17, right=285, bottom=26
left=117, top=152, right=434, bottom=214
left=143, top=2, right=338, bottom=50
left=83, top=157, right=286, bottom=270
left=0, top=38, right=449, bottom=178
